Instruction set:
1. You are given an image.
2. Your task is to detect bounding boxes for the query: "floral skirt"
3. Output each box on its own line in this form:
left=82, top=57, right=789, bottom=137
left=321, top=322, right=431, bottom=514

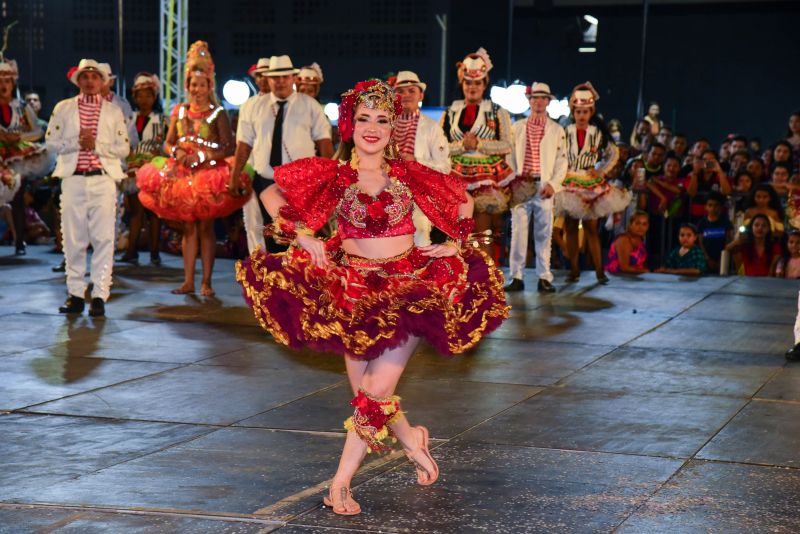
left=451, top=154, right=512, bottom=214
left=555, top=174, right=631, bottom=220
left=0, top=141, right=55, bottom=179
left=236, top=240, right=510, bottom=360
left=136, top=156, right=252, bottom=221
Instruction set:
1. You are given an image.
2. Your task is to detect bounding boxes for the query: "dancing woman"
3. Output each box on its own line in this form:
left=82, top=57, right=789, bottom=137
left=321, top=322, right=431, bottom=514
left=441, top=48, right=513, bottom=258
left=137, top=41, right=251, bottom=296
left=236, top=80, right=509, bottom=515
left=556, top=82, right=629, bottom=283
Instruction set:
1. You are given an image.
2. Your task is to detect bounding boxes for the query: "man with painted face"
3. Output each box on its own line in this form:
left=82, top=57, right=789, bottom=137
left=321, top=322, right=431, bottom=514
left=46, top=59, right=130, bottom=317
left=230, top=55, right=333, bottom=251
left=392, top=70, right=449, bottom=246
left=505, top=82, right=567, bottom=293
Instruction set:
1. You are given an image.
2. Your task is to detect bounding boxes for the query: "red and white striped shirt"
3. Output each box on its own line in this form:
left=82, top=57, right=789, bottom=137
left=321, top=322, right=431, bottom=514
left=394, top=111, right=420, bottom=156
left=522, top=116, right=546, bottom=176
left=76, top=93, right=103, bottom=172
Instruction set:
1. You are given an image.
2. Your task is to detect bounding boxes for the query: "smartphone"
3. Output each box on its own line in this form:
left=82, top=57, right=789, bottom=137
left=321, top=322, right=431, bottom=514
left=636, top=168, right=646, bottom=185
left=704, top=160, right=715, bottom=170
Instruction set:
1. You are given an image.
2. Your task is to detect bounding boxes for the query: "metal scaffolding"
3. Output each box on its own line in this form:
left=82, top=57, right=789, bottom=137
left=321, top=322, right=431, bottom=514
left=159, top=0, right=188, bottom=113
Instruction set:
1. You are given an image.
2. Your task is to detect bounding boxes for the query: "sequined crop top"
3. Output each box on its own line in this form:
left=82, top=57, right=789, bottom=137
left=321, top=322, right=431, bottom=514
left=336, top=177, right=416, bottom=239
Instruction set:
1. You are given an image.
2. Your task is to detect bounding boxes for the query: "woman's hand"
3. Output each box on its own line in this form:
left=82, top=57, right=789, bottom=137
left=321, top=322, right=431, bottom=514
left=462, top=133, right=478, bottom=151
left=419, top=242, right=459, bottom=258
left=184, top=153, right=200, bottom=167
left=296, top=234, right=329, bottom=268
left=586, top=169, right=601, bottom=179
left=228, top=177, right=244, bottom=196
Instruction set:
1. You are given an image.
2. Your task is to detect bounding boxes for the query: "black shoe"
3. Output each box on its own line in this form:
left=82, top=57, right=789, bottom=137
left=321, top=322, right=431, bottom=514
left=88, top=298, right=105, bottom=317
left=150, top=253, right=161, bottom=266
left=118, top=251, right=139, bottom=264
left=786, top=343, right=800, bottom=362
left=565, top=271, right=580, bottom=283
left=52, top=260, right=66, bottom=272
left=15, top=243, right=26, bottom=256
left=59, top=295, right=85, bottom=314
left=504, top=278, right=525, bottom=292
left=537, top=279, right=556, bottom=293
left=596, top=273, right=610, bottom=285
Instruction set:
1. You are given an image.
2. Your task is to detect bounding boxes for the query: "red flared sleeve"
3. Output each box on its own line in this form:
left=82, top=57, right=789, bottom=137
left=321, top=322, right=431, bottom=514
left=393, top=160, right=468, bottom=239
left=274, top=157, right=349, bottom=232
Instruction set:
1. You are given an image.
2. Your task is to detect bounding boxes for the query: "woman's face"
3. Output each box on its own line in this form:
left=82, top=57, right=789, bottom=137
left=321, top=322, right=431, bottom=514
left=573, top=107, right=592, bottom=127
left=772, top=167, right=790, bottom=187
left=678, top=227, right=697, bottom=248
left=788, top=235, right=800, bottom=256
left=133, top=88, right=156, bottom=112
left=0, top=77, right=14, bottom=100
left=789, top=114, right=800, bottom=135
left=188, top=76, right=210, bottom=104
left=461, top=78, right=486, bottom=103
left=774, top=144, right=791, bottom=162
left=629, top=215, right=649, bottom=237
left=746, top=159, right=763, bottom=179
left=352, top=104, right=392, bottom=157
left=751, top=217, right=769, bottom=238
left=648, top=104, right=660, bottom=117
left=636, top=121, right=650, bottom=136
left=737, top=174, right=753, bottom=192
left=664, top=158, right=680, bottom=178
left=754, top=190, right=770, bottom=207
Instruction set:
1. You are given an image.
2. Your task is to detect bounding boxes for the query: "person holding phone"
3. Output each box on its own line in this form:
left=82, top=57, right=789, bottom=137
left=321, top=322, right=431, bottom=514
left=686, top=149, right=732, bottom=222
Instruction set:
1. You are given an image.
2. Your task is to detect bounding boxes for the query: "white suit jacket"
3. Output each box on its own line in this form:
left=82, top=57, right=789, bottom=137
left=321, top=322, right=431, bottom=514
left=46, top=96, right=130, bottom=181
left=413, top=114, right=451, bottom=174
left=509, top=117, right=568, bottom=193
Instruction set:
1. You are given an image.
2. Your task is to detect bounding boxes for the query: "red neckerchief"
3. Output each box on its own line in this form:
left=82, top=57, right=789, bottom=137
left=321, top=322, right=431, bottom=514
left=577, top=128, right=587, bottom=150
left=0, top=103, right=11, bottom=127
left=462, top=104, right=478, bottom=129
left=136, top=114, right=147, bottom=136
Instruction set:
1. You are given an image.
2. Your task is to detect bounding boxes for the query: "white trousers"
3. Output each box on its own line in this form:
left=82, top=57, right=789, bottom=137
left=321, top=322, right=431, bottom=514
left=794, top=290, right=800, bottom=345
left=61, top=174, right=118, bottom=301
left=242, top=191, right=266, bottom=253
left=509, top=194, right=554, bottom=282
left=412, top=205, right=432, bottom=247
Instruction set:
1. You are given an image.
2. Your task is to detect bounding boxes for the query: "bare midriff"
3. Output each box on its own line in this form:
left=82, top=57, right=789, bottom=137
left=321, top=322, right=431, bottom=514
left=342, top=235, right=415, bottom=259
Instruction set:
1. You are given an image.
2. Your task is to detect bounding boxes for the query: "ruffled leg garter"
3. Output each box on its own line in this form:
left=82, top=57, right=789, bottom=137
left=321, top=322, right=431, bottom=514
left=344, top=388, right=402, bottom=454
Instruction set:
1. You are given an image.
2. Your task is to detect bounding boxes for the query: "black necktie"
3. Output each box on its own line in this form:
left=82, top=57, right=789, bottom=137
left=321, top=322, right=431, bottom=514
left=270, top=100, right=287, bottom=168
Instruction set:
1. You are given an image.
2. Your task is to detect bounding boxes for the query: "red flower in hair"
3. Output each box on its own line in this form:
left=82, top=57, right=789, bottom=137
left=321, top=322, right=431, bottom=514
left=66, top=66, right=78, bottom=81
left=354, top=79, right=381, bottom=93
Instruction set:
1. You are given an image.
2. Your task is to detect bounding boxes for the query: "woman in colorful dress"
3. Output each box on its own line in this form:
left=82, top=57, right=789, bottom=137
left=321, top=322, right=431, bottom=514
left=440, top=48, right=513, bottom=259
left=0, top=56, right=52, bottom=255
left=137, top=41, right=250, bottom=296
left=237, top=80, right=509, bottom=516
left=556, top=82, right=630, bottom=283
left=120, top=72, right=164, bottom=266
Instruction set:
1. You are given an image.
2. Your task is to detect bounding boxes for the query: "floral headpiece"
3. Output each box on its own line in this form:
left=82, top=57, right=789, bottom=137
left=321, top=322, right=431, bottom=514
left=132, top=72, right=160, bottom=96
left=569, top=81, right=599, bottom=111
left=457, top=47, right=493, bottom=83
left=0, top=58, right=18, bottom=81
left=338, top=79, right=403, bottom=143
left=184, top=40, right=215, bottom=90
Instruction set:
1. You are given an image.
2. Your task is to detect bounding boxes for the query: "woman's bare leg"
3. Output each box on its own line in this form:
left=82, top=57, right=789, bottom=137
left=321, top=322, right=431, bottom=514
left=475, top=211, right=492, bottom=257
left=199, top=219, right=216, bottom=296
left=583, top=219, right=603, bottom=277
left=565, top=216, right=581, bottom=277
left=174, top=222, right=197, bottom=293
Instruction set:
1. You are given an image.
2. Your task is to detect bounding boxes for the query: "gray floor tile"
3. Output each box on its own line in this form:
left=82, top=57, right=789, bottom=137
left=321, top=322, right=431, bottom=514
left=617, top=460, right=800, bottom=533
left=681, top=293, right=797, bottom=324
left=697, top=400, right=800, bottom=467
left=237, top=379, right=541, bottom=439
left=294, top=441, right=682, bottom=534
left=458, top=388, right=746, bottom=457
left=757, top=366, right=800, bottom=401
left=717, top=276, right=799, bottom=299
left=33, top=363, right=345, bottom=425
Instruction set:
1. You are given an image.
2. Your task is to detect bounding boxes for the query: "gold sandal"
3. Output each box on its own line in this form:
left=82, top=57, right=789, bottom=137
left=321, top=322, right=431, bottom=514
left=404, top=425, right=439, bottom=486
left=323, top=486, right=361, bottom=515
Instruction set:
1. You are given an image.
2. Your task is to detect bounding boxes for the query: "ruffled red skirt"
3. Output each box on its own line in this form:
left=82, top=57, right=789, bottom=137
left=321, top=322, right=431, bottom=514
left=236, top=240, right=510, bottom=360
left=136, top=156, right=252, bottom=221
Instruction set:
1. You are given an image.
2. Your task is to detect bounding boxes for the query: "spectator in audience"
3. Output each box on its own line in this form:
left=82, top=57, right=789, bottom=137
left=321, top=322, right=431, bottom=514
left=629, top=119, right=653, bottom=156
left=606, top=210, right=649, bottom=274
left=681, top=137, right=710, bottom=175
left=762, top=146, right=773, bottom=169
left=644, top=154, right=684, bottom=268
left=729, top=135, right=748, bottom=156
left=733, top=169, right=754, bottom=212
left=718, top=138, right=732, bottom=167
left=657, top=223, right=707, bottom=276
left=670, top=133, right=688, bottom=161
left=23, top=92, right=48, bottom=135
left=728, top=150, right=749, bottom=177
left=775, top=230, right=800, bottom=279
left=770, top=161, right=791, bottom=198
left=698, top=191, right=733, bottom=273
left=743, top=183, right=785, bottom=236
left=786, top=110, right=800, bottom=173
left=608, top=119, right=623, bottom=143
left=644, top=102, right=663, bottom=135
left=725, top=213, right=780, bottom=276
left=686, top=149, right=732, bottom=221
left=642, top=142, right=667, bottom=179
left=656, top=126, right=672, bottom=148
left=772, top=140, right=793, bottom=167
left=745, top=157, right=766, bottom=183
left=749, top=138, right=761, bottom=155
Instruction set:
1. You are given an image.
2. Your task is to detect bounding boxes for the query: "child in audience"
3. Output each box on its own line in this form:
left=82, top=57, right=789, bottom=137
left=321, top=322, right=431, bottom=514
left=775, top=231, right=800, bottom=279
left=743, top=183, right=785, bottom=237
left=657, top=223, right=707, bottom=276
left=697, top=191, right=733, bottom=272
left=725, top=213, right=781, bottom=276
left=606, top=210, right=649, bottom=274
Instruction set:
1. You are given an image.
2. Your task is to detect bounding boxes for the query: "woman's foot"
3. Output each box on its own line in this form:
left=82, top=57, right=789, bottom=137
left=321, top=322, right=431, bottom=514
left=323, top=485, right=361, bottom=515
left=171, top=283, right=195, bottom=295
left=596, top=272, right=610, bottom=284
left=150, top=253, right=161, bottom=266
left=565, top=270, right=580, bottom=283
left=404, top=425, right=439, bottom=486
left=200, top=283, right=215, bottom=297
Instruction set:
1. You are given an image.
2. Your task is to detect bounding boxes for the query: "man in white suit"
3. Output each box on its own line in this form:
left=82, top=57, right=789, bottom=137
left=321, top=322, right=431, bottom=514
left=505, top=82, right=567, bottom=293
left=392, top=71, right=450, bottom=246
left=46, top=59, right=130, bottom=316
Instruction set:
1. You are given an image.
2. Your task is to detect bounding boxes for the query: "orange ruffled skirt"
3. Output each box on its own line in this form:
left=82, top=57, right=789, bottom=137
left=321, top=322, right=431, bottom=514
left=136, top=156, right=252, bottom=221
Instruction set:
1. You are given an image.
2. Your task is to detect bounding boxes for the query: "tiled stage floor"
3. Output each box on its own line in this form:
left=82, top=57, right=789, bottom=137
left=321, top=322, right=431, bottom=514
left=1, top=246, right=798, bottom=533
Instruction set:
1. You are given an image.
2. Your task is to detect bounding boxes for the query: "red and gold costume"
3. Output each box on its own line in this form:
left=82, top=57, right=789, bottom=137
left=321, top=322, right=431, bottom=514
left=236, top=156, right=509, bottom=361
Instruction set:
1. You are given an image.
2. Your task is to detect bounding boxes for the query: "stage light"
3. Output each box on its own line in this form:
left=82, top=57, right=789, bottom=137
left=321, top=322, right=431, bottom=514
left=579, top=47, right=597, bottom=53
left=490, top=84, right=529, bottom=115
left=222, top=80, right=250, bottom=106
left=547, top=98, right=570, bottom=120
left=324, top=102, right=339, bottom=122
left=584, top=15, right=599, bottom=25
